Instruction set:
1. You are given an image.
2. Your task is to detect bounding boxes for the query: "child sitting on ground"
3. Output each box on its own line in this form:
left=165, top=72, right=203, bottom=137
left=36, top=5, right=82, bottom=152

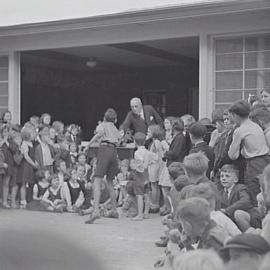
left=131, top=132, right=158, bottom=221
left=66, top=168, right=85, bottom=212
left=219, top=164, right=262, bottom=231
left=155, top=162, right=189, bottom=248
left=176, top=197, right=224, bottom=251
left=41, top=174, right=67, bottom=212
left=26, top=169, right=50, bottom=211
left=114, top=159, right=130, bottom=207
left=188, top=182, right=241, bottom=237
left=180, top=152, right=219, bottom=205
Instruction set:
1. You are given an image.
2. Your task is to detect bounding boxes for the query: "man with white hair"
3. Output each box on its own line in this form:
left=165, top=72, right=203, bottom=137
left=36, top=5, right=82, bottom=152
left=120, top=97, right=163, bottom=135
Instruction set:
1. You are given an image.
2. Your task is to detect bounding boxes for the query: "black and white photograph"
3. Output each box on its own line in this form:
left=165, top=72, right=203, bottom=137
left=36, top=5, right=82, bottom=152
left=0, top=0, right=270, bottom=269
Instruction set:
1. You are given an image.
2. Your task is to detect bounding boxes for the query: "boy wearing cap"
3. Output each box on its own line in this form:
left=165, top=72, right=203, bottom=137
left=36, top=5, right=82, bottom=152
left=219, top=164, right=262, bottom=231
left=189, top=122, right=214, bottom=178
left=221, top=233, right=270, bottom=264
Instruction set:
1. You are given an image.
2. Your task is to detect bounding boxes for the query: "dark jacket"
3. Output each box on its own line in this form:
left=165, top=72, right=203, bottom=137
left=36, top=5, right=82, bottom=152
left=120, top=105, right=163, bottom=134
left=164, top=133, right=189, bottom=166
left=190, top=141, right=214, bottom=178
left=220, top=184, right=253, bottom=218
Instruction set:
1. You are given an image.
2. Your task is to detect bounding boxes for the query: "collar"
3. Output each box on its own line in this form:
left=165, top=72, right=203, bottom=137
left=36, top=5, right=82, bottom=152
left=226, top=184, right=235, bottom=194
left=195, top=140, right=206, bottom=146
left=264, top=126, right=270, bottom=134
left=137, top=146, right=146, bottom=150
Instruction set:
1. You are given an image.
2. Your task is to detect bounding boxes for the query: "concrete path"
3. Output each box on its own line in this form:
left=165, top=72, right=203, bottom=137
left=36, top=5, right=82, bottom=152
left=0, top=209, right=169, bottom=270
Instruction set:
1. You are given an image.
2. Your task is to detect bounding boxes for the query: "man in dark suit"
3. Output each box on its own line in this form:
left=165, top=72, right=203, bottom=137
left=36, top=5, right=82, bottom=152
left=120, top=97, right=163, bottom=135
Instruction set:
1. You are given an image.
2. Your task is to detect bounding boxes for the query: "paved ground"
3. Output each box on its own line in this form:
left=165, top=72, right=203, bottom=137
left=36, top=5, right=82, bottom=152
left=0, top=209, right=168, bottom=270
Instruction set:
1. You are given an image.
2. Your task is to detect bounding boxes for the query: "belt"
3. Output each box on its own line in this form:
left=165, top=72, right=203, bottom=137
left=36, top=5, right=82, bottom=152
left=100, top=141, right=117, bottom=147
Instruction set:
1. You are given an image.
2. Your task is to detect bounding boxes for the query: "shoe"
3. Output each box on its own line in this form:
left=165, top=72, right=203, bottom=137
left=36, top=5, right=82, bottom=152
left=160, top=209, right=171, bottom=216
left=155, top=238, right=169, bottom=247
left=2, top=203, right=11, bottom=209
left=149, top=207, right=159, bottom=214
left=105, top=210, right=119, bottom=219
left=132, top=215, right=144, bottom=221
left=85, top=213, right=100, bottom=224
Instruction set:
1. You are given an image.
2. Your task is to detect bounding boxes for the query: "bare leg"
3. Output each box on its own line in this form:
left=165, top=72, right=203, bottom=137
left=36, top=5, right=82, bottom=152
left=161, top=186, right=171, bottom=213
left=133, top=195, right=144, bottom=221
left=2, top=175, right=10, bottom=208
left=20, top=183, right=27, bottom=208
left=106, top=180, right=117, bottom=213
left=144, top=193, right=151, bottom=218
left=150, top=182, right=160, bottom=209
left=85, top=177, right=102, bottom=224
left=11, top=185, right=18, bottom=208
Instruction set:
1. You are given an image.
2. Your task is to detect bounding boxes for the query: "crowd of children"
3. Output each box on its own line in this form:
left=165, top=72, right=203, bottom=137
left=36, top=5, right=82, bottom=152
left=3, top=93, right=270, bottom=269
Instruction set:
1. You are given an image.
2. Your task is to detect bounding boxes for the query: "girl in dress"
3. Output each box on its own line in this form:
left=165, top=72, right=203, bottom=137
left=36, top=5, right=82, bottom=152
left=147, top=125, right=170, bottom=213
left=66, top=168, right=85, bottom=212
left=17, top=127, right=39, bottom=208
left=26, top=169, right=50, bottom=211
left=10, top=132, right=24, bottom=208
left=41, top=174, right=67, bottom=212
left=0, top=124, right=15, bottom=208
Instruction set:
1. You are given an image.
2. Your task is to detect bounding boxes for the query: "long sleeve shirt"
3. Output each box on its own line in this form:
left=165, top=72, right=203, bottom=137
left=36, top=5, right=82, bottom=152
left=228, top=119, right=269, bottom=160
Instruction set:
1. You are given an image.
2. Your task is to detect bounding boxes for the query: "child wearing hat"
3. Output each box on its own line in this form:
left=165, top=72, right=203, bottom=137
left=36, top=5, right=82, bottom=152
left=221, top=233, right=270, bottom=264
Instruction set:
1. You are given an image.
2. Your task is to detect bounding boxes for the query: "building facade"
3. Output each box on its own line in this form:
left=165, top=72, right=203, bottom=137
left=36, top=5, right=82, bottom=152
left=0, top=0, right=269, bottom=124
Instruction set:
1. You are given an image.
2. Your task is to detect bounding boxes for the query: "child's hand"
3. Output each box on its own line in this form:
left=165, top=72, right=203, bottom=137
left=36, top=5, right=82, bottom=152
left=53, top=199, right=61, bottom=205
left=3, top=163, right=8, bottom=169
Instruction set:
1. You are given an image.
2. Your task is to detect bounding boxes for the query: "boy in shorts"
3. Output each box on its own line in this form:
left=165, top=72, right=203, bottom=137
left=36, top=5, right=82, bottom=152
left=85, top=108, right=121, bottom=224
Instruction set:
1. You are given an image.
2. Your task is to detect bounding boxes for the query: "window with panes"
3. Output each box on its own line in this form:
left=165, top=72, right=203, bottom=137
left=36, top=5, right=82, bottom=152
left=214, top=34, right=270, bottom=110
left=0, top=55, right=9, bottom=116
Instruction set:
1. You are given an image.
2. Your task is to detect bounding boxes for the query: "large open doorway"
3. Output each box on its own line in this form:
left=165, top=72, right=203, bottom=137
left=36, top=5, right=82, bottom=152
left=20, top=37, right=199, bottom=139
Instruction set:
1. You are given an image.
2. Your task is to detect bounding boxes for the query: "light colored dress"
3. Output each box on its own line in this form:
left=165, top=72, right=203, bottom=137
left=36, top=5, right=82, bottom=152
left=148, top=139, right=171, bottom=187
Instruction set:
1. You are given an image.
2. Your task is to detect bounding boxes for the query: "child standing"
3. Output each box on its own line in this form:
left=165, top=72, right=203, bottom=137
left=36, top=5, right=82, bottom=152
left=0, top=124, right=14, bottom=208
left=131, top=132, right=158, bottom=221
left=10, top=132, right=24, bottom=208
left=228, top=100, right=270, bottom=203
left=69, top=142, right=78, bottom=166
left=16, top=127, right=39, bottom=208
left=147, top=124, right=169, bottom=213
left=189, top=122, right=215, bottom=179
left=163, top=120, right=188, bottom=166
left=85, top=108, right=121, bottom=224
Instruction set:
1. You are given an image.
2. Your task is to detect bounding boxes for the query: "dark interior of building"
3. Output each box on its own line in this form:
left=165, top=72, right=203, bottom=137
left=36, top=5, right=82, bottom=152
left=20, top=37, right=199, bottom=139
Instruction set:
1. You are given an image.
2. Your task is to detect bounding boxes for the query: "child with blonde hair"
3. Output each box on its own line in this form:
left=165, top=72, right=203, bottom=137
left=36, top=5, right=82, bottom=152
left=147, top=124, right=169, bottom=213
